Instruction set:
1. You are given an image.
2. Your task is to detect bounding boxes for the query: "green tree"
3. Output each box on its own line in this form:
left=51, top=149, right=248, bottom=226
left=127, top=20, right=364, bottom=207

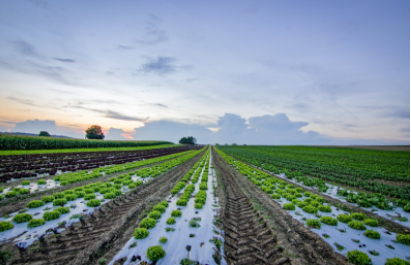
left=38, top=131, right=51, bottom=137
left=85, top=125, right=105, bottom=140
left=179, top=136, right=196, bottom=145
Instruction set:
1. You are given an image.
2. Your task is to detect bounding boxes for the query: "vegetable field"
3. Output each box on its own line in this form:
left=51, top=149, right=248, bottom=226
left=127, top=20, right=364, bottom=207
left=0, top=144, right=408, bottom=265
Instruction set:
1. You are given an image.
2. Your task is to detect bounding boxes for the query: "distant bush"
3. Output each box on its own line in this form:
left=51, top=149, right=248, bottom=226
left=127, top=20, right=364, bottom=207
left=363, top=219, right=378, bottom=227
left=86, top=199, right=101, bottom=207
left=140, top=218, right=157, bottom=229
left=347, top=250, right=372, bottom=265
left=171, top=209, right=182, bottom=217
left=43, top=211, right=61, bottom=221
left=337, top=214, right=352, bottom=223
left=348, top=221, right=366, bottom=230
left=12, top=213, right=32, bottom=223
left=396, top=234, right=410, bottom=245
left=133, top=228, right=149, bottom=239
left=0, top=221, right=14, bottom=231
left=306, top=219, right=321, bottom=229
left=27, top=218, right=45, bottom=228
left=320, top=216, right=338, bottom=226
left=27, top=200, right=45, bottom=208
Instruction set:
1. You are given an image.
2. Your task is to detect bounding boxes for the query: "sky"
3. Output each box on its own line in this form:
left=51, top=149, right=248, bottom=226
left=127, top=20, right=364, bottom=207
left=0, top=0, right=409, bottom=144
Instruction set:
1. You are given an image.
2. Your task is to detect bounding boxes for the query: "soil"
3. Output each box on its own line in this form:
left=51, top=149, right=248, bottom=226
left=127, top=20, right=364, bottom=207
left=0, top=149, right=206, bottom=265
left=212, top=148, right=349, bottom=265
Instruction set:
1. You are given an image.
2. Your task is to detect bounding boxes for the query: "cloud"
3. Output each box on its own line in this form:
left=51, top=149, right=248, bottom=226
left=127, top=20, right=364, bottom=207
left=105, top=127, right=129, bottom=140
left=53, top=58, right=76, bottom=63
left=387, top=109, right=410, bottom=119
left=133, top=113, right=409, bottom=145
left=136, top=14, right=168, bottom=45
left=11, top=40, right=41, bottom=58
left=72, top=105, right=147, bottom=122
left=8, top=119, right=84, bottom=138
left=140, top=57, right=177, bottom=75
left=117, top=45, right=135, bottom=50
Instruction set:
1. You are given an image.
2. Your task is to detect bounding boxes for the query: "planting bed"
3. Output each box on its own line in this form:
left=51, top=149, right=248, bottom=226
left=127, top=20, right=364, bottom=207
left=0, top=147, right=206, bottom=265
left=215, top=147, right=410, bottom=265
left=0, top=145, right=198, bottom=183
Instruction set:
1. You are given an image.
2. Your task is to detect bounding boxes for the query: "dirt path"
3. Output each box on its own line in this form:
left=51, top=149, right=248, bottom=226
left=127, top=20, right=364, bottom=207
left=213, top=148, right=349, bottom=265
left=1, top=150, right=205, bottom=265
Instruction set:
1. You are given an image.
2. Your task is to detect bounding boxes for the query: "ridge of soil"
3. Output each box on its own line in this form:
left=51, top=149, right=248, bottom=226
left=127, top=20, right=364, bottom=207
left=0, top=149, right=206, bottom=265
left=213, top=148, right=349, bottom=265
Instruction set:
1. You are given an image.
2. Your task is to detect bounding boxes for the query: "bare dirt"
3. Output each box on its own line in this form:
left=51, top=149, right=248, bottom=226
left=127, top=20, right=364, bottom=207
left=0, top=149, right=206, bottom=265
left=213, top=148, right=349, bottom=265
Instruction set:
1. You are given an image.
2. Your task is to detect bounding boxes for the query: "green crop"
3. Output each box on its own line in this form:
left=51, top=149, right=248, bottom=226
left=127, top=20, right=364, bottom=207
left=318, top=205, right=332, bottom=212
left=43, top=211, right=61, bottom=221
left=140, top=218, right=157, bottom=229
left=306, top=219, right=321, bottom=229
left=320, top=216, right=338, bottom=226
left=53, top=199, right=67, bottom=206
left=12, top=213, right=32, bottom=223
left=171, top=209, right=182, bottom=217
left=103, top=193, right=116, bottom=199
left=166, top=218, right=176, bottom=225
left=27, top=200, right=45, bottom=208
left=283, top=203, right=295, bottom=210
left=153, top=205, right=166, bottom=213
left=385, top=257, right=410, bottom=265
left=347, top=250, right=372, bottom=265
left=351, top=212, right=366, bottom=221
left=364, top=230, right=380, bottom=239
left=86, top=199, right=101, bottom=207
left=56, top=207, right=70, bottom=214
left=147, top=245, right=166, bottom=261
left=27, top=218, right=45, bottom=228
left=133, top=228, right=149, bottom=239
left=396, top=234, right=410, bottom=245
left=302, top=205, right=318, bottom=214
left=159, top=237, right=168, bottom=244
left=84, top=193, right=96, bottom=200
left=0, top=221, right=13, bottom=232
left=363, top=219, right=378, bottom=227
left=348, top=221, right=366, bottom=230
left=42, top=196, right=55, bottom=203
left=148, top=211, right=162, bottom=219
left=337, top=214, right=352, bottom=223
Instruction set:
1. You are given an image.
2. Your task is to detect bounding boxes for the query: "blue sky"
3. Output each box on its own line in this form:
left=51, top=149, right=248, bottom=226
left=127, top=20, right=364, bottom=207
left=0, top=0, right=409, bottom=144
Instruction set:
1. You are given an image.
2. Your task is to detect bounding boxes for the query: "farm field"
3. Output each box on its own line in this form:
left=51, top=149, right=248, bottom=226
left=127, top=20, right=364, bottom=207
left=215, top=146, right=410, bottom=264
left=0, top=144, right=408, bottom=265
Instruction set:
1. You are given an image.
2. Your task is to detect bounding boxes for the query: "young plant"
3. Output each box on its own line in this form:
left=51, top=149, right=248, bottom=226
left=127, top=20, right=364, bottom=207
left=348, top=221, right=366, bottom=230
left=140, top=218, right=157, bottom=229
left=42, top=196, right=55, bottom=203
left=302, top=205, right=318, bottom=214
left=86, top=199, right=101, bottom=207
left=320, top=216, right=338, bottom=226
left=346, top=250, right=372, bottom=265
left=171, top=209, right=182, bottom=217
left=43, top=211, right=61, bottom=221
left=27, top=218, right=45, bottom=228
left=318, top=205, right=332, bottom=213
left=21, top=180, right=30, bottom=186
left=133, top=228, right=149, bottom=239
left=0, top=221, right=14, bottom=232
left=53, top=198, right=67, bottom=206
left=153, top=205, right=166, bottom=213
left=337, top=214, right=352, bottom=223
left=396, top=234, right=410, bottom=245
left=27, top=200, right=45, bottom=208
left=12, top=213, right=32, bottom=223
left=166, top=217, right=176, bottom=225
left=149, top=211, right=162, bottom=220
left=351, top=212, right=366, bottom=221
left=84, top=193, right=96, bottom=200
left=103, top=193, right=116, bottom=199
left=363, top=219, right=378, bottom=227
left=56, top=207, right=70, bottom=214
left=194, top=203, right=203, bottom=209
left=306, top=219, right=321, bottom=229
left=159, top=237, right=168, bottom=244
left=364, top=230, right=380, bottom=239
left=385, top=257, right=410, bottom=265
left=37, top=179, right=47, bottom=185
left=283, top=203, right=295, bottom=210
left=147, top=245, right=166, bottom=261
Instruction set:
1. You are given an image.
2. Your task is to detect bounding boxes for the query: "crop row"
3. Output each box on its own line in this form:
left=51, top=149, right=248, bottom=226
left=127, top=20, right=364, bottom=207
left=0, top=148, right=202, bottom=201
left=0, top=147, right=206, bottom=242
left=0, top=145, right=198, bottom=181
left=215, top=148, right=410, bottom=264
left=218, top=146, right=410, bottom=200
left=0, top=134, right=173, bottom=150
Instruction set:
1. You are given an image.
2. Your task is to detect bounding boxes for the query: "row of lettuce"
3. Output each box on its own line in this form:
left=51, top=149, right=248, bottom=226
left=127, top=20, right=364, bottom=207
left=0, top=148, right=205, bottom=232
left=130, top=148, right=210, bottom=263
left=215, top=147, right=410, bottom=265
left=0, top=150, right=196, bottom=200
